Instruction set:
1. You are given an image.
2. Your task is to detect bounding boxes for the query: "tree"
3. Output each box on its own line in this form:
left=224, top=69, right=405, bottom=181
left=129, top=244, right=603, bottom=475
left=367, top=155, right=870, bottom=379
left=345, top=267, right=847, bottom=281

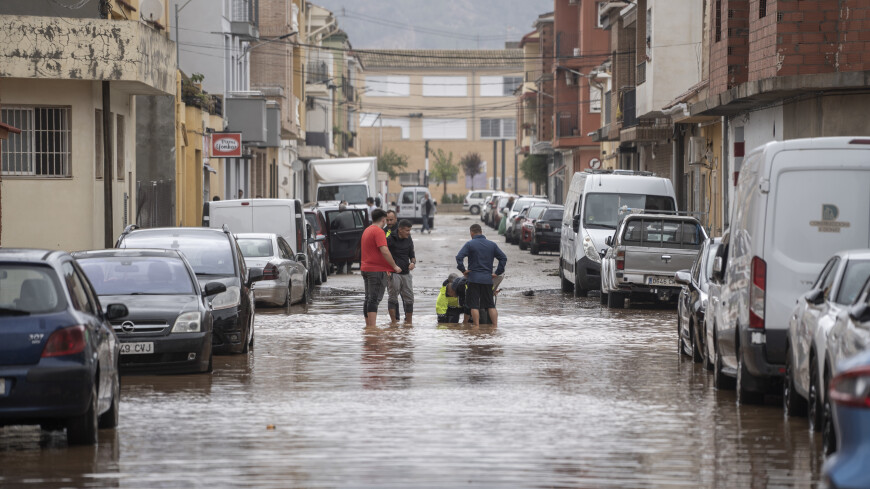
left=520, top=154, right=548, bottom=195
left=375, top=148, right=410, bottom=180
left=460, top=152, right=483, bottom=190
left=430, top=149, right=459, bottom=201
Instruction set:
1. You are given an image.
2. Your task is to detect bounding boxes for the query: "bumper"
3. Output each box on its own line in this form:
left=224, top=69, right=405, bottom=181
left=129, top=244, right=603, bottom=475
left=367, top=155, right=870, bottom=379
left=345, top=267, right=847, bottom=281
left=615, top=283, right=682, bottom=300
left=118, top=332, right=211, bottom=374
left=212, top=308, right=247, bottom=354
left=0, top=361, right=92, bottom=424
left=533, top=231, right=561, bottom=249
left=253, top=280, right=287, bottom=306
left=824, top=404, right=870, bottom=489
left=738, top=328, right=786, bottom=378
left=575, top=256, right=601, bottom=291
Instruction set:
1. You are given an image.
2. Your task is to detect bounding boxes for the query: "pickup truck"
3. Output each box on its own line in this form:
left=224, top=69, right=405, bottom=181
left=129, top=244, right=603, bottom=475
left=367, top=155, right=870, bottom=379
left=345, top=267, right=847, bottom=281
left=600, top=214, right=707, bottom=308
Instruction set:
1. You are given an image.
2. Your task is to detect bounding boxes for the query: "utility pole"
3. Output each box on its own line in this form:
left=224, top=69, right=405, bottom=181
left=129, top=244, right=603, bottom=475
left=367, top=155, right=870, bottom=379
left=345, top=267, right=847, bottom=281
left=424, top=140, right=429, bottom=186
left=101, top=2, right=114, bottom=247
left=492, top=140, right=497, bottom=190
left=501, top=139, right=506, bottom=191
left=514, top=149, right=518, bottom=194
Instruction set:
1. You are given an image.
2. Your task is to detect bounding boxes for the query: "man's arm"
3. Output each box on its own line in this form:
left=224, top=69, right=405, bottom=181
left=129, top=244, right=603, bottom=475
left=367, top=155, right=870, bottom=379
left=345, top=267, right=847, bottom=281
left=379, top=246, right=402, bottom=273
left=408, top=240, right=416, bottom=270
left=455, top=242, right=470, bottom=272
left=494, top=245, right=507, bottom=277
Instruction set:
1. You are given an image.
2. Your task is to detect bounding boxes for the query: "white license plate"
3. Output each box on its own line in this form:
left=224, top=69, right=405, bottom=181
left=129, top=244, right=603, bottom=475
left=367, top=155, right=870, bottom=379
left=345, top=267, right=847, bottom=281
left=646, top=276, right=676, bottom=286
left=120, top=342, right=154, bottom=355
left=0, top=379, right=5, bottom=395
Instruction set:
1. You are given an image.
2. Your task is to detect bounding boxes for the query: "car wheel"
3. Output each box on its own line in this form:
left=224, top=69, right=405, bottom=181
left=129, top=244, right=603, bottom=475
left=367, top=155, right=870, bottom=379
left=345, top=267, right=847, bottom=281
left=98, top=368, right=120, bottom=429
left=304, top=280, right=312, bottom=304
left=809, top=360, right=823, bottom=432
left=470, top=205, right=480, bottom=215
left=530, top=240, right=539, bottom=255
left=206, top=353, right=213, bottom=373
left=691, top=320, right=703, bottom=363
left=67, top=383, right=98, bottom=445
left=783, top=348, right=808, bottom=417
left=321, top=259, right=328, bottom=283
left=314, top=262, right=323, bottom=285
left=574, top=262, right=589, bottom=298
left=822, top=373, right=837, bottom=455
left=281, top=282, right=291, bottom=307
left=737, top=345, right=764, bottom=405
left=560, top=266, right=574, bottom=293
left=519, top=239, right=527, bottom=251
left=607, top=291, right=624, bottom=309
left=600, top=291, right=608, bottom=305
left=677, top=315, right=689, bottom=357
left=713, top=331, right=735, bottom=390
left=242, top=315, right=252, bottom=354
left=702, top=323, right=714, bottom=371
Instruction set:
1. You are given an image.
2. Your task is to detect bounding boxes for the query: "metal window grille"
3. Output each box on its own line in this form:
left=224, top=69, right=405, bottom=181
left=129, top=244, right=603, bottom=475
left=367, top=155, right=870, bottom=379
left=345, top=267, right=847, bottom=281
left=715, top=0, right=721, bottom=42
left=1, top=106, right=71, bottom=177
left=759, top=0, right=767, bottom=18
left=116, top=114, right=125, bottom=181
left=637, top=61, right=647, bottom=85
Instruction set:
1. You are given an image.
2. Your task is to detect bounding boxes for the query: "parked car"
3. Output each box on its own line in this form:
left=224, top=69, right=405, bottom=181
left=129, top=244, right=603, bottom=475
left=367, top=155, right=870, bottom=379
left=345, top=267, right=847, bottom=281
left=482, top=192, right=508, bottom=226
left=676, top=237, right=721, bottom=366
left=784, top=250, right=870, bottom=441
left=714, top=137, right=870, bottom=404
left=505, top=196, right=549, bottom=244
left=464, top=190, right=495, bottom=215
left=560, top=170, right=677, bottom=298
left=522, top=205, right=564, bottom=254
left=0, top=249, right=128, bottom=445
left=489, top=194, right=518, bottom=230
left=505, top=205, right=531, bottom=244
left=236, top=233, right=311, bottom=306
left=305, top=208, right=330, bottom=283
left=116, top=226, right=262, bottom=354
left=600, top=214, right=706, bottom=308
left=706, top=231, right=733, bottom=390
left=74, top=249, right=221, bottom=374
left=317, top=203, right=370, bottom=273
left=823, top=348, right=870, bottom=488
left=395, top=186, right=430, bottom=224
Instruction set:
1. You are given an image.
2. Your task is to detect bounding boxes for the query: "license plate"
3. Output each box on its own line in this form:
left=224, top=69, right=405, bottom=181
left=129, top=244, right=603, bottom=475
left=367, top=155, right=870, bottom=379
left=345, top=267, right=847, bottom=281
left=0, top=379, right=5, bottom=395
left=120, top=342, right=154, bottom=355
left=646, top=276, right=676, bottom=286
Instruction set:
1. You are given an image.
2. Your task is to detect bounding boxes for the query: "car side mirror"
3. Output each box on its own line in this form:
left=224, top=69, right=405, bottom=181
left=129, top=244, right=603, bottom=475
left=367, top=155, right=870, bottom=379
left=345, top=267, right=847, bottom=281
left=572, top=215, right=580, bottom=233
left=105, top=303, right=128, bottom=321
left=203, top=282, right=227, bottom=297
left=712, top=256, right=723, bottom=278
left=604, top=235, right=612, bottom=247
left=674, top=270, right=692, bottom=286
left=296, top=252, right=307, bottom=263
left=849, top=303, right=870, bottom=323
left=804, top=289, right=825, bottom=306
left=247, top=267, right=264, bottom=285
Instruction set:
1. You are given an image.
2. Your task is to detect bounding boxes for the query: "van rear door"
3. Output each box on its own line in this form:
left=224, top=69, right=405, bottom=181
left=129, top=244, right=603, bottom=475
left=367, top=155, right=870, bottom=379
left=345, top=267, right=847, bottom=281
left=208, top=202, right=253, bottom=234
left=251, top=201, right=296, bottom=252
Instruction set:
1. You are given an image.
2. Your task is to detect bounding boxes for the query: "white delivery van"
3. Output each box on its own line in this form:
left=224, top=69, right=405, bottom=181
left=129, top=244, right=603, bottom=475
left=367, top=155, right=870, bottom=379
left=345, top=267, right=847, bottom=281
left=205, top=199, right=308, bottom=258
left=309, top=157, right=377, bottom=205
left=713, top=137, right=870, bottom=401
left=396, top=186, right=431, bottom=224
left=559, top=170, right=677, bottom=297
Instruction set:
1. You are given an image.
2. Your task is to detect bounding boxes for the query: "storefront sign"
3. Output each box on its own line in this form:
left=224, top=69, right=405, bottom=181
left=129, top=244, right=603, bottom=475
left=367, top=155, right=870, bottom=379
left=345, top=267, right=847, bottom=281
left=210, top=133, right=242, bottom=158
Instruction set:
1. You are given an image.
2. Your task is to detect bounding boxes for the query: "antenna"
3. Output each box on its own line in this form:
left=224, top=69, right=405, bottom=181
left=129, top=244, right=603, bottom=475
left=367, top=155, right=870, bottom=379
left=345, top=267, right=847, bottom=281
left=139, top=0, right=164, bottom=22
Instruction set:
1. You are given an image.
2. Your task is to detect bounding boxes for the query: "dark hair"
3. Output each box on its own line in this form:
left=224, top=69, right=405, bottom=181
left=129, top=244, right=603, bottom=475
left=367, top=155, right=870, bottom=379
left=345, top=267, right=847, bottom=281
left=398, top=219, right=412, bottom=229
left=386, top=210, right=397, bottom=216
left=371, top=209, right=387, bottom=222
left=212, top=196, right=221, bottom=201
left=366, top=197, right=375, bottom=205
left=470, top=224, right=482, bottom=234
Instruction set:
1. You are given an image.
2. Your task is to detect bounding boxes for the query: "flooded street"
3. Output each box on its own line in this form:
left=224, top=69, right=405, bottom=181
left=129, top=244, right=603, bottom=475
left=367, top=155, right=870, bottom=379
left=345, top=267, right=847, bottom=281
left=0, top=214, right=823, bottom=488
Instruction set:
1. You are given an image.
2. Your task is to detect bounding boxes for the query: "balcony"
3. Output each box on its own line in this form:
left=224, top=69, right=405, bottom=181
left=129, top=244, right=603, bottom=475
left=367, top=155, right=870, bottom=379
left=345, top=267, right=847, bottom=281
left=306, top=131, right=329, bottom=150
left=619, top=119, right=671, bottom=143
left=556, top=112, right=578, bottom=139
left=231, top=0, right=259, bottom=40
left=618, top=88, right=637, bottom=128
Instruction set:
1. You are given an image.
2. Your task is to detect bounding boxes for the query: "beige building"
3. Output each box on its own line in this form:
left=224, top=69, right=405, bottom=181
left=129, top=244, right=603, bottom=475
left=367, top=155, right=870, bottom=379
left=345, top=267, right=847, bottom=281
left=357, top=49, right=529, bottom=202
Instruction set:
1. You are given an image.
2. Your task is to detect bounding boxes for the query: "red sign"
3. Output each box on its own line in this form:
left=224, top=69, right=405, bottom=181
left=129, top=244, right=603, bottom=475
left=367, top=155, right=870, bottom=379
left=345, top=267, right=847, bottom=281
left=210, top=133, right=242, bottom=158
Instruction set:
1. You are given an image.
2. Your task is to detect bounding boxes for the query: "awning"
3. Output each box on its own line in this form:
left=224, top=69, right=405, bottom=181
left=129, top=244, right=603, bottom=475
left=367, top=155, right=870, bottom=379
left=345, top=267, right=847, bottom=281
left=549, top=164, right=566, bottom=177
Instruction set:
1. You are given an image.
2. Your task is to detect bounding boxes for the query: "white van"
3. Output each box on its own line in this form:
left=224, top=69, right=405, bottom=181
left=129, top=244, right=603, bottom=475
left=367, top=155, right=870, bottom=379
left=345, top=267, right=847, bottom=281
left=559, top=170, right=677, bottom=297
left=205, top=199, right=308, bottom=258
left=464, top=190, right=495, bottom=215
left=713, top=137, right=870, bottom=401
left=396, top=186, right=431, bottom=223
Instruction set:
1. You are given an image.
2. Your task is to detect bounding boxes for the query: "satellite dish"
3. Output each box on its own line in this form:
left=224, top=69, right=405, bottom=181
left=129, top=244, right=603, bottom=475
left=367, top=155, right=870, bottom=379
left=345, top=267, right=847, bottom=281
left=139, top=0, right=164, bottom=22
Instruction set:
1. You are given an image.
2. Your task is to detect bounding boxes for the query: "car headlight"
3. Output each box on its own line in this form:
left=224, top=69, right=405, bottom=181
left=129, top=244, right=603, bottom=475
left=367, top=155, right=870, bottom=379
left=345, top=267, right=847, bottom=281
left=583, top=234, right=601, bottom=263
left=210, top=286, right=241, bottom=310
left=171, top=311, right=201, bottom=333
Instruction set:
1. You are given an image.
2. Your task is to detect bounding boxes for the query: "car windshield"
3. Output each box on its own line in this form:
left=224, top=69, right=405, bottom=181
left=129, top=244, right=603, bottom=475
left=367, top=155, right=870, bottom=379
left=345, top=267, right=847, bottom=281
left=512, top=198, right=544, bottom=212
left=836, top=260, right=870, bottom=305
left=528, top=207, right=546, bottom=219
left=122, top=232, right=235, bottom=276
left=78, top=257, right=196, bottom=295
left=0, top=264, right=66, bottom=315
left=543, top=209, right=564, bottom=220
left=317, top=184, right=367, bottom=205
left=584, top=193, right=676, bottom=229
left=327, top=210, right=364, bottom=231
left=237, top=238, right=275, bottom=258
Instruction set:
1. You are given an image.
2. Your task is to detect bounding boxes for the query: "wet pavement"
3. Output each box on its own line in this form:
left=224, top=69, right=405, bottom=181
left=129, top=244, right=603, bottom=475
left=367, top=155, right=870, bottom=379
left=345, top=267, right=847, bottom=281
left=0, top=214, right=824, bottom=488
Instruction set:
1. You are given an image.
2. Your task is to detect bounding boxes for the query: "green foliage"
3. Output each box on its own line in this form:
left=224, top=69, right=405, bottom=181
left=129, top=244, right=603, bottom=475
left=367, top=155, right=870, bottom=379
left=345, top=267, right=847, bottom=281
left=376, top=148, right=410, bottom=180
left=430, top=149, right=459, bottom=199
left=460, top=152, right=483, bottom=189
left=520, top=154, right=548, bottom=186
left=190, top=73, right=205, bottom=84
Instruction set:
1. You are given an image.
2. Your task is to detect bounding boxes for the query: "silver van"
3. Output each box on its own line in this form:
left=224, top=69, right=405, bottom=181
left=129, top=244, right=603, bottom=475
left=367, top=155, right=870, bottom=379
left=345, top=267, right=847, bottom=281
left=559, top=170, right=677, bottom=297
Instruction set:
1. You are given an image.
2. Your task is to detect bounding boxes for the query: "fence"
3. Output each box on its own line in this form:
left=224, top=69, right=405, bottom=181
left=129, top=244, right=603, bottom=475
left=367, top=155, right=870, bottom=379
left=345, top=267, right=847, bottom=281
left=136, top=180, right=175, bottom=228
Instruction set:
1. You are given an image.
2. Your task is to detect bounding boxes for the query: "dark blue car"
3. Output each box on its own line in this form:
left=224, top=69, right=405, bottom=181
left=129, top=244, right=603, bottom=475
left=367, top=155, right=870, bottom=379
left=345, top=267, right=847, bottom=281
left=0, top=249, right=128, bottom=445
left=823, top=348, right=870, bottom=489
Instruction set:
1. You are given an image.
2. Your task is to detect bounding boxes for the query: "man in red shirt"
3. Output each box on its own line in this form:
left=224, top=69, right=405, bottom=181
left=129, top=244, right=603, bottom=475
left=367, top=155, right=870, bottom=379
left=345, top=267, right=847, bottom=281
left=361, top=209, right=402, bottom=326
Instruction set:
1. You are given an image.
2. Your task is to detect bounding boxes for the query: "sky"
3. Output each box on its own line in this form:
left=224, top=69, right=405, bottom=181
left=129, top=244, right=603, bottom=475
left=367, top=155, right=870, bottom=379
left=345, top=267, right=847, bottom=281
left=310, top=0, right=554, bottom=50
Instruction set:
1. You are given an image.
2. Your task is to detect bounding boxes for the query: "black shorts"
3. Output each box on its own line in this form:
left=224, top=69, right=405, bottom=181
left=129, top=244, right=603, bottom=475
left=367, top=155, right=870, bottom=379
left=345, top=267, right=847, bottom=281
left=465, top=282, right=495, bottom=310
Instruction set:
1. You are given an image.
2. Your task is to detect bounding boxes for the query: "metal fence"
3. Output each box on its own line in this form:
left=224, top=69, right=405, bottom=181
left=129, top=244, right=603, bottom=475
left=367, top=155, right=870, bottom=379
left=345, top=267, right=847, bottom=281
left=136, top=180, right=175, bottom=228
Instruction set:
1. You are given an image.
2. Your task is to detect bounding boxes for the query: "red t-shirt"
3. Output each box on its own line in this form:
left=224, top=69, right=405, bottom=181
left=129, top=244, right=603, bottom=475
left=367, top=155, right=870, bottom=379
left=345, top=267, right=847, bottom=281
left=360, top=225, right=392, bottom=272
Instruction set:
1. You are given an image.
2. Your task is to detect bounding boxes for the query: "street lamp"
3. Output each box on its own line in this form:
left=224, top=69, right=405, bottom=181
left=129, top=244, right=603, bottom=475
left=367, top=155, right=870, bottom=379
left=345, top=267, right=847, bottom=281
left=239, top=32, right=298, bottom=62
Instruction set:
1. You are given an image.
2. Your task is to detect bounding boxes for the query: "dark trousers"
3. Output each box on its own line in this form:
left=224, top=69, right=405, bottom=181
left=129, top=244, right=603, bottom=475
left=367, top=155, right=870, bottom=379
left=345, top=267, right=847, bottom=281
left=362, top=271, right=388, bottom=315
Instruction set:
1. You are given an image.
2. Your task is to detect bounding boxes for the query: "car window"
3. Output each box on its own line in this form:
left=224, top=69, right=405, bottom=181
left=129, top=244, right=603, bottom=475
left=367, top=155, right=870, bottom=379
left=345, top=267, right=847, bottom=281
left=122, top=232, right=236, bottom=276
left=836, top=260, right=870, bottom=305
left=818, top=257, right=840, bottom=300
left=543, top=209, right=563, bottom=220
left=62, top=261, right=96, bottom=315
left=528, top=207, right=545, bottom=219
left=234, top=240, right=246, bottom=279
left=237, top=238, right=275, bottom=258
left=305, top=213, right=321, bottom=235
left=402, top=192, right=414, bottom=204
left=584, top=193, right=676, bottom=230
left=328, top=210, right=364, bottom=231
left=78, top=256, right=197, bottom=295
left=278, top=238, right=294, bottom=260
left=813, top=258, right=837, bottom=289
left=0, top=264, right=66, bottom=314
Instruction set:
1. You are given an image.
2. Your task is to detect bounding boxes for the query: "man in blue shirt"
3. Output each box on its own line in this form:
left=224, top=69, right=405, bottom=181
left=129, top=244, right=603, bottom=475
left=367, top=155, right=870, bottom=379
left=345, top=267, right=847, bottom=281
left=455, top=223, right=507, bottom=327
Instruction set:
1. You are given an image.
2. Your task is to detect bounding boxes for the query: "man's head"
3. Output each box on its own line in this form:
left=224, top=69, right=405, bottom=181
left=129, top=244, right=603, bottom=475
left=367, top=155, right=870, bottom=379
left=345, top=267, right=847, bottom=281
left=238, top=189, right=244, bottom=198
left=366, top=197, right=375, bottom=206
left=470, top=224, right=482, bottom=237
left=445, top=273, right=460, bottom=296
left=397, top=219, right=412, bottom=239
left=371, top=208, right=387, bottom=225
left=385, top=210, right=397, bottom=228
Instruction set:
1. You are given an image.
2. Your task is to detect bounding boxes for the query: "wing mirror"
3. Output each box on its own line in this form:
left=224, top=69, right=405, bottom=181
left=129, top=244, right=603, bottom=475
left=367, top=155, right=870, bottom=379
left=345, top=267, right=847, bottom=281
left=247, top=267, right=264, bottom=285
left=105, top=303, right=128, bottom=321
left=572, top=215, right=580, bottom=233
left=849, top=303, right=870, bottom=323
left=203, top=282, right=227, bottom=297
left=674, top=270, right=692, bottom=286
left=604, top=235, right=613, bottom=247
left=804, top=289, right=825, bottom=306
left=296, top=252, right=308, bottom=263
left=711, top=256, right=724, bottom=281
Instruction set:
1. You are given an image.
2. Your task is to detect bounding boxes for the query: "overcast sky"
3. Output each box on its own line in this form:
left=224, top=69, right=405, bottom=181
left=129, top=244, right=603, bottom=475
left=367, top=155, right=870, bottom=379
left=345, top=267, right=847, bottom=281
left=311, top=0, right=553, bottom=50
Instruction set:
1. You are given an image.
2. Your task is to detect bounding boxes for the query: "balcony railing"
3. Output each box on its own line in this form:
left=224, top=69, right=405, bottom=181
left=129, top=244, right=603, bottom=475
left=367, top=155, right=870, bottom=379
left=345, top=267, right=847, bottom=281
left=556, top=112, right=578, bottom=138
left=604, top=90, right=612, bottom=125
left=619, top=88, right=637, bottom=128
left=306, top=61, right=329, bottom=84
left=306, top=131, right=329, bottom=150
left=637, top=61, right=647, bottom=85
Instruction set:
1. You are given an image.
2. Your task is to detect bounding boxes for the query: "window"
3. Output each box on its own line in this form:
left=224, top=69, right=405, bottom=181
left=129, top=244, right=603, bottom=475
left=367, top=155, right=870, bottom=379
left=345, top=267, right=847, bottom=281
left=422, top=118, right=467, bottom=140
left=480, top=76, right=522, bottom=97
left=759, top=0, right=767, bottom=18
left=62, top=261, right=95, bottom=315
left=715, top=0, right=722, bottom=42
left=596, top=2, right=605, bottom=28
left=836, top=260, right=870, bottom=305
left=116, top=114, right=125, bottom=180
left=502, top=76, right=522, bottom=95
left=1, top=106, right=71, bottom=177
left=364, top=75, right=410, bottom=97
left=359, top=113, right=410, bottom=139
left=480, top=118, right=516, bottom=139
left=422, top=76, right=467, bottom=97
left=590, top=85, right=602, bottom=113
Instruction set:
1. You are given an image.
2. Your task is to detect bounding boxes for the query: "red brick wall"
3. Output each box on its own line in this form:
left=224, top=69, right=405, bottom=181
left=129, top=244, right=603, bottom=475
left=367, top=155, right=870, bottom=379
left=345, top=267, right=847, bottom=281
left=837, top=0, right=870, bottom=72
left=709, top=0, right=750, bottom=96
left=539, top=21, right=555, bottom=143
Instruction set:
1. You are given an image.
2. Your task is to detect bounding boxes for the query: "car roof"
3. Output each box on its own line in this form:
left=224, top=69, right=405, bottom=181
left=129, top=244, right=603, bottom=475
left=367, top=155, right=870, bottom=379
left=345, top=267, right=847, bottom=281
left=624, top=214, right=702, bottom=223
left=0, top=248, right=66, bottom=262
left=235, top=233, right=278, bottom=240
left=834, top=249, right=870, bottom=260
left=72, top=249, right=185, bottom=259
left=124, top=227, right=229, bottom=238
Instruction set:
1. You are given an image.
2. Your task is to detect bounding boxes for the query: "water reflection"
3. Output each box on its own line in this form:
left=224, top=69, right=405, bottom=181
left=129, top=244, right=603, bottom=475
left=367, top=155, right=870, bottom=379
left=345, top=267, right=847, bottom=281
left=361, top=324, right=414, bottom=390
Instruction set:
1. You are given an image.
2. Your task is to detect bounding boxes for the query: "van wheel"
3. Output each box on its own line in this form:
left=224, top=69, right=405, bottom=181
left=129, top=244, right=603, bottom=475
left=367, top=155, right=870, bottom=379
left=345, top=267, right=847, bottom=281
left=67, top=384, right=98, bottom=445
left=607, top=292, right=624, bottom=308
left=560, top=266, right=574, bottom=293
left=470, top=205, right=480, bottom=215
left=713, top=330, right=735, bottom=390
left=737, top=345, right=764, bottom=405
left=783, top=348, right=807, bottom=417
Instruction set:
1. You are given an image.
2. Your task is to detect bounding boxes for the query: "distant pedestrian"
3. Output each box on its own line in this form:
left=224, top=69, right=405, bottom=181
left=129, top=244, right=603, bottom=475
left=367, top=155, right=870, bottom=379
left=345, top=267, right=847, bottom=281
left=387, top=219, right=416, bottom=324
left=421, top=193, right=433, bottom=233
left=366, top=197, right=376, bottom=220
left=360, top=209, right=402, bottom=327
left=238, top=189, right=244, bottom=199
left=455, top=224, right=507, bottom=327
left=212, top=196, right=221, bottom=201
left=384, top=210, right=398, bottom=238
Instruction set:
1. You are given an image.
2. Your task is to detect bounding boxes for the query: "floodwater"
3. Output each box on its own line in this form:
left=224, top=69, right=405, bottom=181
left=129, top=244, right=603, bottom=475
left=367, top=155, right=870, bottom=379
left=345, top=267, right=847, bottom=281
left=0, top=215, right=823, bottom=488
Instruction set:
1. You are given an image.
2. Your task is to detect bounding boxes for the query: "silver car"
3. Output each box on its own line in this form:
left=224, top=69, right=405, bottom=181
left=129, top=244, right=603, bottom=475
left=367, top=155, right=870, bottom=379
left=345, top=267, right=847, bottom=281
left=784, top=250, right=870, bottom=433
left=236, top=233, right=310, bottom=307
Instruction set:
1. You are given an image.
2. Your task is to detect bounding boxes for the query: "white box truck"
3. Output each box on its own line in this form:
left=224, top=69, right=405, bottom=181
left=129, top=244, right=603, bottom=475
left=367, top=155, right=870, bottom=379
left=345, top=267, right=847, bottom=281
left=309, top=157, right=378, bottom=205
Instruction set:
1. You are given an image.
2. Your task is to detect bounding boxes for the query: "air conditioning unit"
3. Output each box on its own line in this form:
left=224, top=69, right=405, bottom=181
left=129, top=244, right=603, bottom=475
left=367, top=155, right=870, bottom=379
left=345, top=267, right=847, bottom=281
left=573, top=48, right=581, bottom=57
left=688, top=137, right=707, bottom=165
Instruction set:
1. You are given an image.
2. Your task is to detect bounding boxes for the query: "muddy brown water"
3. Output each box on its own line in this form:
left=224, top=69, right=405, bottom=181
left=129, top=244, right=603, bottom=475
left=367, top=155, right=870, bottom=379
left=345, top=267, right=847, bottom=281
left=0, top=215, right=823, bottom=488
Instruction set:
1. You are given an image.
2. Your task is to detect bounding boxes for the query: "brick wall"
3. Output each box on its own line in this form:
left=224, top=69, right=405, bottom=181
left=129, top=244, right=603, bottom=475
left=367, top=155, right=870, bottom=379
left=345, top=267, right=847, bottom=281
left=836, top=0, right=870, bottom=72
left=709, top=0, right=749, bottom=96
left=539, top=21, right=555, bottom=143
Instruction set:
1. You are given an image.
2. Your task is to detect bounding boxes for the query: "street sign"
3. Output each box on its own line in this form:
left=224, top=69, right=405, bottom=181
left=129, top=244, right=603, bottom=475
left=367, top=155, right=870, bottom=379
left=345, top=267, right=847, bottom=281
left=210, top=133, right=242, bottom=158
left=589, top=158, right=601, bottom=169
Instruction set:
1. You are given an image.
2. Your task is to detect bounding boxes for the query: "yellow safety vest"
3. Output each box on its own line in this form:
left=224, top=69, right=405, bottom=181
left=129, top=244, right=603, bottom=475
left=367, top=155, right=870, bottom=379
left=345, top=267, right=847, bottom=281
left=436, top=286, right=459, bottom=314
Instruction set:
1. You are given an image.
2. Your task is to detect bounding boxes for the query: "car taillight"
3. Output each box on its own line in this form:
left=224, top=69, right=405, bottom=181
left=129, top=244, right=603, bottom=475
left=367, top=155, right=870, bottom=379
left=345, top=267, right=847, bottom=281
left=42, top=325, right=86, bottom=358
left=830, top=365, right=870, bottom=409
left=749, top=256, right=766, bottom=329
left=263, top=263, right=279, bottom=280
left=616, top=250, right=625, bottom=270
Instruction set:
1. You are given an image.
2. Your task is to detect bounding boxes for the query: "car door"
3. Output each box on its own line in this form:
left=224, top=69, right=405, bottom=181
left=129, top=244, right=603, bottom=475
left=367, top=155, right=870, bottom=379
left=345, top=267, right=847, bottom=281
left=326, top=209, right=366, bottom=265
left=398, top=190, right=415, bottom=220
left=278, top=237, right=300, bottom=302
left=796, top=257, right=839, bottom=389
